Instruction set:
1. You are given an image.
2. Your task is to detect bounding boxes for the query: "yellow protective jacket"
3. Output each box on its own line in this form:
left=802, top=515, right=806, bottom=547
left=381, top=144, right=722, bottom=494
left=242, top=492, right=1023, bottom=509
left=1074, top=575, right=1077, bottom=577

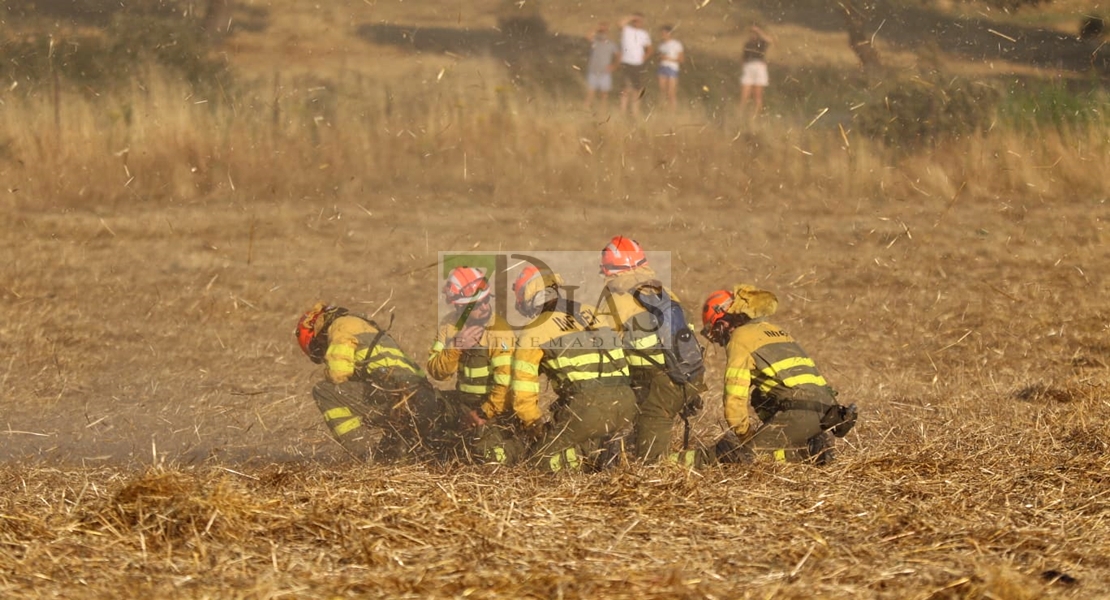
left=509, top=302, right=631, bottom=427
left=597, top=266, right=675, bottom=372
left=426, top=314, right=515, bottom=418
left=723, top=318, right=832, bottom=435
left=324, top=315, right=423, bottom=384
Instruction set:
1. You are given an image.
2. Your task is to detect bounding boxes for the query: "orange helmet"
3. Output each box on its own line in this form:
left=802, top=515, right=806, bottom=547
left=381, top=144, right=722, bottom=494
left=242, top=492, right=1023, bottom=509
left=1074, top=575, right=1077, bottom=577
left=296, top=302, right=346, bottom=363
left=599, top=236, right=648, bottom=276
left=443, top=266, right=491, bottom=305
left=701, top=289, right=734, bottom=340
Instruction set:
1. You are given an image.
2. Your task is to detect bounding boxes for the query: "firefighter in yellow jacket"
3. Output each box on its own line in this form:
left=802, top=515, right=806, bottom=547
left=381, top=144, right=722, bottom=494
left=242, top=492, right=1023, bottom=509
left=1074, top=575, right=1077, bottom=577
left=505, top=265, right=638, bottom=472
left=701, top=285, right=856, bottom=464
left=296, top=302, right=448, bottom=461
left=597, top=236, right=705, bottom=464
left=426, top=266, right=524, bottom=464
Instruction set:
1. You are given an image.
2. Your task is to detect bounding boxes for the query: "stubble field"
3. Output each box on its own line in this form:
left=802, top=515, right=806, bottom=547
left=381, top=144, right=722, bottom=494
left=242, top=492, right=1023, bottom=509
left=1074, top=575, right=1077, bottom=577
left=1, top=0, right=1109, bottom=597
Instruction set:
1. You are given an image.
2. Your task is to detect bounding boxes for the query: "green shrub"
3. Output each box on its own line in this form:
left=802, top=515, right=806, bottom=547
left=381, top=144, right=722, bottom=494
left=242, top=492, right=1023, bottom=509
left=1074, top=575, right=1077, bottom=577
left=496, top=0, right=549, bottom=40
left=853, top=76, right=1002, bottom=149
left=1, top=8, right=228, bottom=96
left=104, top=14, right=228, bottom=85
left=980, top=0, right=1052, bottom=10
left=998, top=79, right=1109, bottom=131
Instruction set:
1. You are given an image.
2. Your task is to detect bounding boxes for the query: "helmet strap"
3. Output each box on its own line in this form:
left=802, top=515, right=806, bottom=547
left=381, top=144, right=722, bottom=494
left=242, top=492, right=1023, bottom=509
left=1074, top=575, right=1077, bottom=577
left=709, top=316, right=744, bottom=346
left=307, top=307, right=348, bottom=363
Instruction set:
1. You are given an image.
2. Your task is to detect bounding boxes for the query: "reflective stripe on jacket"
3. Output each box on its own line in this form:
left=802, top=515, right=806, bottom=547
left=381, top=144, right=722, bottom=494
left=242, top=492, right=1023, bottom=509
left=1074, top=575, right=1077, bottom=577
left=723, top=319, right=831, bottom=435
left=510, top=304, right=630, bottom=427
left=595, top=288, right=666, bottom=369
left=426, top=315, right=515, bottom=417
left=324, top=315, right=421, bottom=383
left=598, top=269, right=689, bottom=372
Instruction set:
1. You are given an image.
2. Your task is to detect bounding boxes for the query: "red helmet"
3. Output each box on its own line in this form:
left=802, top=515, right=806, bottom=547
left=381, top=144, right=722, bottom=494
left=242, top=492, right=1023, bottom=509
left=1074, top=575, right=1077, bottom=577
left=513, top=266, right=542, bottom=313
left=599, top=236, right=648, bottom=276
left=512, top=265, right=563, bottom=315
left=296, top=303, right=345, bottom=362
left=701, top=289, right=734, bottom=337
left=443, top=266, right=491, bottom=305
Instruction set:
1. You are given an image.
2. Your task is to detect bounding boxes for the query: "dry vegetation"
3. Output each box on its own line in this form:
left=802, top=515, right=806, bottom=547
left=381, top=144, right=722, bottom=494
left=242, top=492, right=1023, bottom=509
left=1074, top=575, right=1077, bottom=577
left=2, top=420, right=1108, bottom=598
left=1, top=0, right=1109, bottom=597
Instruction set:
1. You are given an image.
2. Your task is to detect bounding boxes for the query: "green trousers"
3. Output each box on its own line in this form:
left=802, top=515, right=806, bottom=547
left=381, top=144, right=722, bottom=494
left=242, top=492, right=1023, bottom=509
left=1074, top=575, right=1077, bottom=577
left=470, top=414, right=528, bottom=465
left=630, top=368, right=704, bottom=462
left=747, top=408, right=824, bottom=462
left=312, top=376, right=444, bottom=462
left=439, top=390, right=526, bottom=465
left=711, top=408, right=833, bottom=464
left=530, top=384, right=637, bottom=473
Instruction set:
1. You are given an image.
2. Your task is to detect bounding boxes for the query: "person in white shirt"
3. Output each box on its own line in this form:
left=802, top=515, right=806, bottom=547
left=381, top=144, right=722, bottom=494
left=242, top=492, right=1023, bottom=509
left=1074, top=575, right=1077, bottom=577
left=618, top=13, right=652, bottom=118
left=655, top=25, right=684, bottom=111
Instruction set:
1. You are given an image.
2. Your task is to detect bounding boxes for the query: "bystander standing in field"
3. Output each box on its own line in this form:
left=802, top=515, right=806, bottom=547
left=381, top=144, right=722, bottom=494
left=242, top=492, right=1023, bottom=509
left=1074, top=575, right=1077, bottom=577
left=584, top=22, right=621, bottom=110
left=656, top=25, right=685, bottom=111
left=739, top=25, right=775, bottom=121
left=618, top=13, right=653, bottom=119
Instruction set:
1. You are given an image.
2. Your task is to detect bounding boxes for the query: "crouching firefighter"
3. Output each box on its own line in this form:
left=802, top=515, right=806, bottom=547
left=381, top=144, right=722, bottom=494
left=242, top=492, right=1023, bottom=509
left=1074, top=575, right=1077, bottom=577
left=427, top=266, right=525, bottom=465
left=506, top=266, right=638, bottom=473
left=597, top=236, right=706, bottom=465
left=296, top=302, right=452, bottom=462
left=700, top=285, right=857, bottom=464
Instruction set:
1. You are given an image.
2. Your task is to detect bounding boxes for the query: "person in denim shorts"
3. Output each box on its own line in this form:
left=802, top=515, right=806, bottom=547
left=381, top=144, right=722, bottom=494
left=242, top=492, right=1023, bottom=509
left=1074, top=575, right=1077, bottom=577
left=655, top=25, right=684, bottom=111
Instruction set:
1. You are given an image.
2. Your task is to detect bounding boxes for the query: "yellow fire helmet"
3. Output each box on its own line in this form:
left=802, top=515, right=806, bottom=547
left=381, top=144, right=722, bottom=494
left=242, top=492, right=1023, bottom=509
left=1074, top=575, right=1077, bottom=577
left=727, top=284, right=778, bottom=319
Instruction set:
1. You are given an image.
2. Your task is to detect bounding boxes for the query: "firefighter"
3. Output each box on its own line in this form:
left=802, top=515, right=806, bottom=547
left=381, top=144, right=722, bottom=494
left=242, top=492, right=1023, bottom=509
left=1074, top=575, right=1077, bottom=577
left=701, top=285, right=855, bottom=464
left=426, top=266, right=524, bottom=464
left=295, top=302, right=450, bottom=462
left=503, top=265, right=638, bottom=473
left=597, top=236, right=705, bottom=464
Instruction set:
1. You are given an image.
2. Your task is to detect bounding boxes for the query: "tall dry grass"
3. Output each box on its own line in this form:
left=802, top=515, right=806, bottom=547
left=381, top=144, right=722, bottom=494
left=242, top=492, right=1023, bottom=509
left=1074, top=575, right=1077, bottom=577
left=3, top=59, right=1108, bottom=216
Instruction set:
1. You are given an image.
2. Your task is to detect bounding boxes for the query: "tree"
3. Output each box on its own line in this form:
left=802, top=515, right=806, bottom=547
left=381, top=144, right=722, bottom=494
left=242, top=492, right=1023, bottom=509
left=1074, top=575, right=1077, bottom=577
left=204, top=0, right=235, bottom=38
left=840, top=0, right=882, bottom=72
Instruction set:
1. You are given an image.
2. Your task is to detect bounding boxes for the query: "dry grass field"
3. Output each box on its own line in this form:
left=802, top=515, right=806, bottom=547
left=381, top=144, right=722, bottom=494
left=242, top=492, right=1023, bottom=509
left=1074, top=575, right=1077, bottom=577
left=1, top=0, right=1109, bottom=597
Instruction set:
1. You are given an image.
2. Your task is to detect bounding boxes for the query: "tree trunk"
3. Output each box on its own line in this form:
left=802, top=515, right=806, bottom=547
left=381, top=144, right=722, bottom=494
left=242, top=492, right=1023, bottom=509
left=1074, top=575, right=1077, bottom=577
left=204, top=0, right=233, bottom=39
left=841, top=0, right=883, bottom=72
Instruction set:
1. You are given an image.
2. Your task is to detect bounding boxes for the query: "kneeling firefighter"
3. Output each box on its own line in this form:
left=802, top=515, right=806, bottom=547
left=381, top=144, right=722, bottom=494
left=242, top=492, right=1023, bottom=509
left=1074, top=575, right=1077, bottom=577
left=597, top=236, right=706, bottom=465
left=426, top=266, right=524, bottom=464
left=506, top=266, right=638, bottom=473
left=296, top=302, right=453, bottom=462
left=700, top=285, right=857, bottom=464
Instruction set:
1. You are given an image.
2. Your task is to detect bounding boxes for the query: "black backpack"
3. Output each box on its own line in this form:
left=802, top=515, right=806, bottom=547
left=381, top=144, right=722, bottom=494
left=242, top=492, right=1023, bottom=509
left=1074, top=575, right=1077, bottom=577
left=631, top=284, right=705, bottom=385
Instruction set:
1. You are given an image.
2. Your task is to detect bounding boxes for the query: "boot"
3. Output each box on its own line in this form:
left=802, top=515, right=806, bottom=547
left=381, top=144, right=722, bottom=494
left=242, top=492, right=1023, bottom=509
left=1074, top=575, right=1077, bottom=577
left=806, top=432, right=835, bottom=465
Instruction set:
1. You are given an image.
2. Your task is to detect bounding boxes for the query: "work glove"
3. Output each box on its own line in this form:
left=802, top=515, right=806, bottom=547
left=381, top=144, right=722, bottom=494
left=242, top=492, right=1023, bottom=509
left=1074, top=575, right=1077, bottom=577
left=831, top=403, right=858, bottom=438
left=523, top=418, right=552, bottom=443
left=714, top=431, right=753, bottom=464
left=461, top=408, right=487, bottom=430
left=452, top=324, right=484, bottom=349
